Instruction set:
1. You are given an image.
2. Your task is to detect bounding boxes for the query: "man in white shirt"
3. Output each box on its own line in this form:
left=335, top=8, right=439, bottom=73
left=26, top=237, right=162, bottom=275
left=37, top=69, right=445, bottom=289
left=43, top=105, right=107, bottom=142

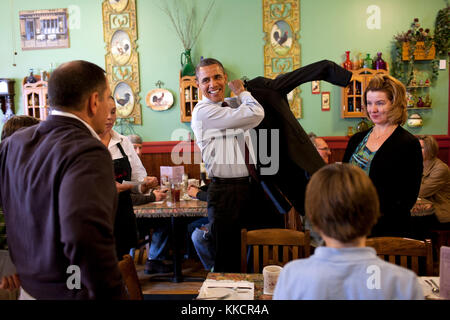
left=191, top=58, right=275, bottom=272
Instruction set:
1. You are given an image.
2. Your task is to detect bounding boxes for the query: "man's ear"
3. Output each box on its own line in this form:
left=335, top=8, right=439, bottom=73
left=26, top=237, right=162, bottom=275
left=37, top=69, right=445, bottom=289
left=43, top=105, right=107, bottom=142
left=87, top=91, right=100, bottom=117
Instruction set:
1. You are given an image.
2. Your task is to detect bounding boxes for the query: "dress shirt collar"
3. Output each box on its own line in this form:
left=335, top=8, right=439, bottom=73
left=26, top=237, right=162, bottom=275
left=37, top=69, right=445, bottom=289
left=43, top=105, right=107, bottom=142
left=109, top=129, right=123, bottom=148
left=51, top=110, right=101, bottom=140
left=313, top=246, right=377, bottom=262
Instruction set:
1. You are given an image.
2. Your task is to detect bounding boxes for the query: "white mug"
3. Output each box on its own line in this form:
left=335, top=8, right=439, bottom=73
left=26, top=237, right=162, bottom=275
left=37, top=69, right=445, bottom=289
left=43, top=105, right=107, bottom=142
left=263, top=265, right=283, bottom=295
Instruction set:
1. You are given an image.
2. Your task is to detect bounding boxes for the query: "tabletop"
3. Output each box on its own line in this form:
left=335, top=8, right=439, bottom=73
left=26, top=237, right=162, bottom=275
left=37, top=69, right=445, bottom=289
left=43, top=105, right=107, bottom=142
left=205, top=274, right=444, bottom=300
left=134, top=199, right=207, bottom=218
left=206, top=272, right=272, bottom=300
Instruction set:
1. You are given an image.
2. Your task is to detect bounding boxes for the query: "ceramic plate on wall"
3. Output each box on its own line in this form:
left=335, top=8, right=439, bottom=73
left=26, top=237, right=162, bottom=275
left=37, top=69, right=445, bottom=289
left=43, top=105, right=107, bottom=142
left=146, top=88, right=174, bottom=111
left=111, top=30, right=131, bottom=65
left=114, top=81, right=134, bottom=117
left=109, top=0, right=128, bottom=12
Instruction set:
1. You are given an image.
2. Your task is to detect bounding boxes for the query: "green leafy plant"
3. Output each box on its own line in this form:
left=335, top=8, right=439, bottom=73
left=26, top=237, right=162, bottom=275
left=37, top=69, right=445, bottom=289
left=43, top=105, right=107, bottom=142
left=391, top=18, right=436, bottom=85
left=434, top=5, right=450, bottom=56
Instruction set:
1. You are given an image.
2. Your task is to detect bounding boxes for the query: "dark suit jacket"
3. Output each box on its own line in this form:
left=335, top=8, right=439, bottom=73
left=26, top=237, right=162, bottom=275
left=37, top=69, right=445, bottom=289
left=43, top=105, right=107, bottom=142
left=0, top=115, right=127, bottom=299
left=343, top=126, right=423, bottom=236
left=246, top=60, right=352, bottom=214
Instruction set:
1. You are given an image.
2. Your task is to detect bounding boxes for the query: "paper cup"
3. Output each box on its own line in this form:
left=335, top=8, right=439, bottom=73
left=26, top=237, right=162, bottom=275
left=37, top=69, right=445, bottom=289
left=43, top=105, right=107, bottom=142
left=263, top=265, right=283, bottom=295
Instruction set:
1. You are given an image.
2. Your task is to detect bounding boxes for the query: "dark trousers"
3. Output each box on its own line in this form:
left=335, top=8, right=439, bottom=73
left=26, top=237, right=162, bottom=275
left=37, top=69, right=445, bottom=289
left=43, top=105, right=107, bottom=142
left=208, top=177, right=283, bottom=273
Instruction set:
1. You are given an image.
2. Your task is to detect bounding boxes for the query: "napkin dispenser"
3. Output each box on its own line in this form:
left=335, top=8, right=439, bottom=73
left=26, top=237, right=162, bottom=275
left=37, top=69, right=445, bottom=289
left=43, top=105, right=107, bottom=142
left=160, top=166, right=184, bottom=184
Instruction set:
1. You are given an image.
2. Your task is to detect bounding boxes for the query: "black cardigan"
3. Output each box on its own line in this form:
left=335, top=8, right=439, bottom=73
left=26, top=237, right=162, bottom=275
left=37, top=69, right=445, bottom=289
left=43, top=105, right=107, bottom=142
left=342, top=125, right=423, bottom=237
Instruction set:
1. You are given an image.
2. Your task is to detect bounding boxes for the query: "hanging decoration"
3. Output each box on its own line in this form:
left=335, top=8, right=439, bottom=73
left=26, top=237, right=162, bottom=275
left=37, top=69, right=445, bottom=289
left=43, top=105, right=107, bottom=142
left=263, top=0, right=302, bottom=118
left=102, top=0, right=142, bottom=124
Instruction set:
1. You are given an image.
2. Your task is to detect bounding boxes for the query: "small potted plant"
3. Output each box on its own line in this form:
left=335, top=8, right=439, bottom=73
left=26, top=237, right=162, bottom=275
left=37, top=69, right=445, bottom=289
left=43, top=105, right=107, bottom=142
left=391, top=18, right=437, bottom=85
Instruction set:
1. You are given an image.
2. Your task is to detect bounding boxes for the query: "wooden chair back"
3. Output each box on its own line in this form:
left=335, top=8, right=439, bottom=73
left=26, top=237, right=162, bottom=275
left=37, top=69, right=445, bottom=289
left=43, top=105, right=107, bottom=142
left=241, top=228, right=310, bottom=273
left=119, top=254, right=144, bottom=300
left=366, top=237, right=433, bottom=276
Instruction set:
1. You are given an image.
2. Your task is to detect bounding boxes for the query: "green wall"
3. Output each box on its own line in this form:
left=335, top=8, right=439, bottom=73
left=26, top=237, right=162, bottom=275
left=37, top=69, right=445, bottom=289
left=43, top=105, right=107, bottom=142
left=0, top=0, right=448, bottom=141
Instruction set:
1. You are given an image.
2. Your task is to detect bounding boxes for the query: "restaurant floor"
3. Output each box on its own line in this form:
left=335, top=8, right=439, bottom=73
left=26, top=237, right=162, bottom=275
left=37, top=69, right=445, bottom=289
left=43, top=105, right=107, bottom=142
left=135, top=249, right=208, bottom=299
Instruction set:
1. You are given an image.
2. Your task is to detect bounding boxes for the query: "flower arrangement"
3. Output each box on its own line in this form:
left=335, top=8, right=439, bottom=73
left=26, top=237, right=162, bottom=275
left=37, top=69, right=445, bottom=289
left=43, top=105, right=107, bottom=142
left=393, top=18, right=434, bottom=55
left=391, top=18, right=438, bottom=85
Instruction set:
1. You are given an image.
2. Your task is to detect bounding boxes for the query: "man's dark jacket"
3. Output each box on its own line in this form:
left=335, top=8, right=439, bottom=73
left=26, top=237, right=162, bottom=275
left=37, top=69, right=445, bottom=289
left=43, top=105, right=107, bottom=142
left=245, top=60, right=352, bottom=214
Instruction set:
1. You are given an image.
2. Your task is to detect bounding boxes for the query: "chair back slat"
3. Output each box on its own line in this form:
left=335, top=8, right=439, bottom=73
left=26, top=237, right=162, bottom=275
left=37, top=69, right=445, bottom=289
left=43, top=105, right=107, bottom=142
left=411, top=257, right=419, bottom=274
left=388, top=255, right=396, bottom=265
left=283, top=246, right=289, bottom=263
left=253, top=245, right=260, bottom=273
left=263, top=245, right=269, bottom=268
left=366, top=237, right=434, bottom=276
left=400, top=256, right=407, bottom=268
left=292, top=246, right=299, bottom=260
left=273, top=245, right=279, bottom=265
left=241, top=228, right=311, bottom=273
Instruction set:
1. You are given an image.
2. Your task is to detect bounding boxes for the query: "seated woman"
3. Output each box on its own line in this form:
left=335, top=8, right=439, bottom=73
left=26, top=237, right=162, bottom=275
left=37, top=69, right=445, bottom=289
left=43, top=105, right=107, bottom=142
left=273, top=163, right=423, bottom=300
left=411, top=135, right=450, bottom=239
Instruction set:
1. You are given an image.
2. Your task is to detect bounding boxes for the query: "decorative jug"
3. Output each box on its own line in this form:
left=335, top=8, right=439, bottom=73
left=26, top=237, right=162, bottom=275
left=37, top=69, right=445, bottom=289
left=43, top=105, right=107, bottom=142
left=181, top=49, right=195, bottom=77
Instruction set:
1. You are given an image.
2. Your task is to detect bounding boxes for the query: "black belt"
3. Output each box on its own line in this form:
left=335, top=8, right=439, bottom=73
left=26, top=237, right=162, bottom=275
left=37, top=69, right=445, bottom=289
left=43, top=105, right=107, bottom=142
left=211, top=176, right=251, bottom=184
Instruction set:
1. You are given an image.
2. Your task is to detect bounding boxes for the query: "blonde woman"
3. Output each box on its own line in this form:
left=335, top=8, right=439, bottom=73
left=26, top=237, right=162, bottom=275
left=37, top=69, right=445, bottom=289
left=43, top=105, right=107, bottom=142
left=343, top=74, right=422, bottom=237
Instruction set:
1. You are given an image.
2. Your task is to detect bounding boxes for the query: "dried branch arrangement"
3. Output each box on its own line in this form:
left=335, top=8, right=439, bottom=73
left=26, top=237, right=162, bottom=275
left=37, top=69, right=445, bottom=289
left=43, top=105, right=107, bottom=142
left=159, top=0, right=216, bottom=50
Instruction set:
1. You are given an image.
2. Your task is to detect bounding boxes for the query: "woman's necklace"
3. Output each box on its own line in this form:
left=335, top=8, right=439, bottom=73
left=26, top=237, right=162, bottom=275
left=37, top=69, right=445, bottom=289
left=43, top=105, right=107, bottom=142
left=372, top=126, right=396, bottom=140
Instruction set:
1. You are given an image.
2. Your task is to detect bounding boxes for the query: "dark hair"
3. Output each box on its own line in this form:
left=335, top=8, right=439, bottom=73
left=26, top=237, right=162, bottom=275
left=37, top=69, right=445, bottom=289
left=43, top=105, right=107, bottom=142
left=418, top=135, right=439, bottom=160
left=305, top=163, right=380, bottom=243
left=195, top=58, right=225, bottom=78
left=1, top=115, right=40, bottom=140
left=127, top=134, right=142, bottom=145
left=48, top=60, right=107, bottom=111
left=362, top=74, right=407, bottom=125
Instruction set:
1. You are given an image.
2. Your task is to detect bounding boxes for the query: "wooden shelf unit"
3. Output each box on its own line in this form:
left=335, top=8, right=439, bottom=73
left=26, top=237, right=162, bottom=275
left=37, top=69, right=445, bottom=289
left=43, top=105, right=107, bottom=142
left=179, top=73, right=202, bottom=122
left=341, top=67, right=389, bottom=118
left=22, top=75, right=49, bottom=120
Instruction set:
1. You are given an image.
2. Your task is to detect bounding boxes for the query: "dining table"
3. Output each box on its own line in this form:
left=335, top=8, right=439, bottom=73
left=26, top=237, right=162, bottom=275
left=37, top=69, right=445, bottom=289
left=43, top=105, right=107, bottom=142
left=134, top=199, right=207, bottom=282
left=201, top=273, right=445, bottom=300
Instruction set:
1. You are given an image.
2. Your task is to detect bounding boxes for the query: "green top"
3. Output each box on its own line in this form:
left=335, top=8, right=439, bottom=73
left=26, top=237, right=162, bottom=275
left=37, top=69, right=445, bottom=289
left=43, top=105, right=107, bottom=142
left=349, top=129, right=377, bottom=176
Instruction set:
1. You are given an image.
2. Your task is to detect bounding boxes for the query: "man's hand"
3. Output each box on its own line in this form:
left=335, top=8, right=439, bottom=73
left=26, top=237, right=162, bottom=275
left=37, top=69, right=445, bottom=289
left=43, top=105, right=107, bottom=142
left=187, top=185, right=200, bottom=198
left=228, top=80, right=245, bottom=97
left=152, top=189, right=167, bottom=201
left=116, top=181, right=133, bottom=193
left=140, top=176, right=159, bottom=194
left=0, top=274, right=20, bottom=291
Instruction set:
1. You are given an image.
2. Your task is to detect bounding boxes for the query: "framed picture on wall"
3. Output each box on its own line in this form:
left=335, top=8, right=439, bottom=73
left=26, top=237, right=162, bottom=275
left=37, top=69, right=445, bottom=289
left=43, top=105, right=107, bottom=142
left=19, top=9, right=69, bottom=50
left=312, top=81, right=320, bottom=94
left=321, top=92, right=330, bottom=111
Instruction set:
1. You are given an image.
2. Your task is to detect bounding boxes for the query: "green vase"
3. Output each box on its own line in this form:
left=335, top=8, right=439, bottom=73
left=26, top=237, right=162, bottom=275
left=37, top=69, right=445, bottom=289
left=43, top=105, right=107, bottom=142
left=363, top=53, right=372, bottom=69
left=181, top=49, right=195, bottom=77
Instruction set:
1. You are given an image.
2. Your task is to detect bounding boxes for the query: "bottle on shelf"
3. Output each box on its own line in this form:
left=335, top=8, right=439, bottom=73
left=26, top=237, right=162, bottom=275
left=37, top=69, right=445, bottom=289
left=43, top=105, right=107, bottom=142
left=26, top=69, right=37, bottom=84
left=352, top=52, right=362, bottom=70
left=373, top=52, right=387, bottom=70
left=348, top=98, right=354, bottom=112
left=363, top=53, right=372, bottom=69
left=355, top=82, right=361, bottom=95
left=343, top=51, right=353, bottom=70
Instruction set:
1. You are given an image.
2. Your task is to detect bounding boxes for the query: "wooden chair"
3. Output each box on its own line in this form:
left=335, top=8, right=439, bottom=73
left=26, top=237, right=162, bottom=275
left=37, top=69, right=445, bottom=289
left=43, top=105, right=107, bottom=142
left=366, top=237, right=433, bottom=276
left=241, top=228, right=310, bottom=273
left=119, top=254, right=144, bottom=300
